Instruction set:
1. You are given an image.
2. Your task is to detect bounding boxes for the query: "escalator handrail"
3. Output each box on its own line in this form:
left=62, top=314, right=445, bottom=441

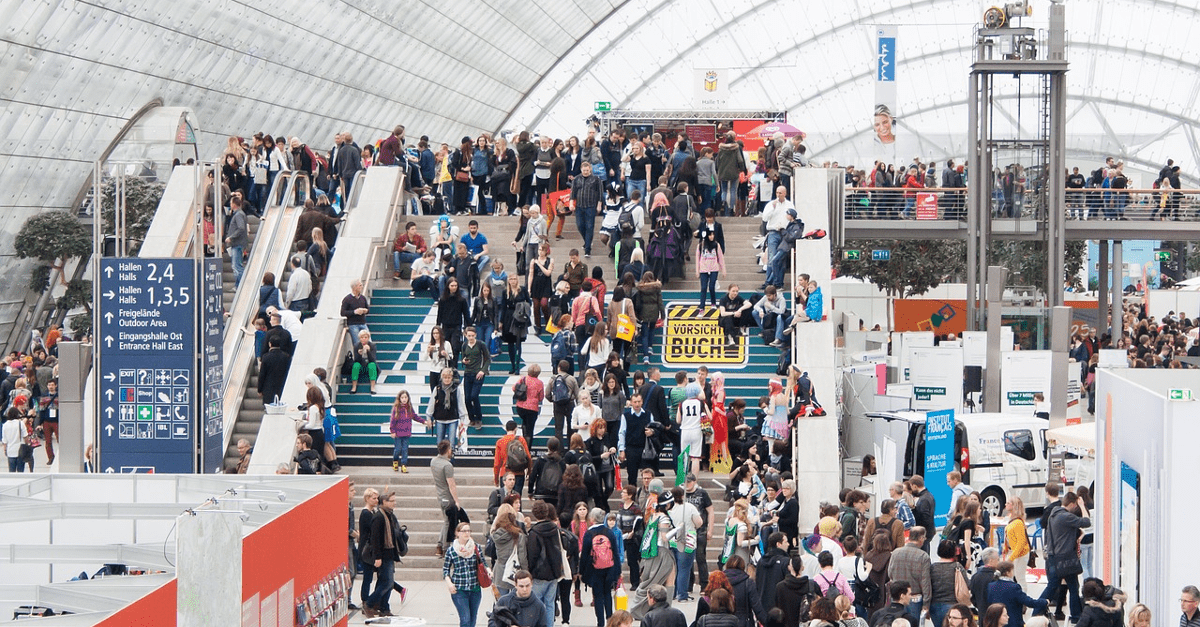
left=219, top=173, right=308, bottom=454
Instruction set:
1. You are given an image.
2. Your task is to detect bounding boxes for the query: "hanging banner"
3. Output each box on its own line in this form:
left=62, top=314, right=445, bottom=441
left=924, top=408, right=956, bottom=528
left=908, top=346, right=963, bottom=412
left=874, top=26, right=898, bottom=146
left=693, top=68, right=730, bottom=109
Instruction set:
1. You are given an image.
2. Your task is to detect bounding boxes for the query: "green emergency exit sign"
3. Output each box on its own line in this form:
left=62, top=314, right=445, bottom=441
left=1169, top=388, right=1193, bottom=401
left=595, top=101, right=612, bottom=111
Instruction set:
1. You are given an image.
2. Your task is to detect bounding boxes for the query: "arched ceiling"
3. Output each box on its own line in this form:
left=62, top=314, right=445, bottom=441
left=506, top=0, right=1200, bottom=184
left=1, top=0, right=1199, bottom=338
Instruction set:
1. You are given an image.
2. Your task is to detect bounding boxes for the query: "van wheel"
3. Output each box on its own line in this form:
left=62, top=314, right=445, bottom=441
left=981, top=487, right=1005, bottom=518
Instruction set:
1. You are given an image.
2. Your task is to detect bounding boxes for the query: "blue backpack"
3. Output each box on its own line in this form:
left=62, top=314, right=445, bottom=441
left=322, top=407, right=341, bottom=444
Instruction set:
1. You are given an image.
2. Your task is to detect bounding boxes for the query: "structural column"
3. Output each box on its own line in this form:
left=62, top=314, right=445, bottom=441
left=1097, top=241, right=1108, bottom=336
left=1111, top=241, right=1123, bottom=343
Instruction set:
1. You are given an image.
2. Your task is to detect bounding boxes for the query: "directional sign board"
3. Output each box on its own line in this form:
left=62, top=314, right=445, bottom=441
left=99, top=258, right=196, bottom=473
left=200, top=258, right=225, bottom=473
left=872, top=249, right=891, bottom=261
left=843, top=250, right=861, bottom=261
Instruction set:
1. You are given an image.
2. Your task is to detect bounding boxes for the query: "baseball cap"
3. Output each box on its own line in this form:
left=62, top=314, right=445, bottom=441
left=786, top=209, right=797, bottom=218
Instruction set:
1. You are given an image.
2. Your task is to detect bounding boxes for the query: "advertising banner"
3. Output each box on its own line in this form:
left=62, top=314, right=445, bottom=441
left=908, top=346, right=963, bottom=411
left=874, top=26, right=898, bottom=147
left=664, top=303, right=747, bottom=367
left=924, top=408, right=955, bottom=528
left=685, top=124, right=717, bottom=145
left=1000, top=350, right=1052, bottom=413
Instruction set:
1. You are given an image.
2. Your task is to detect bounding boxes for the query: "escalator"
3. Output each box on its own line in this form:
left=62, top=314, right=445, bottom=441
left=219, top=173, right=311, bottom=469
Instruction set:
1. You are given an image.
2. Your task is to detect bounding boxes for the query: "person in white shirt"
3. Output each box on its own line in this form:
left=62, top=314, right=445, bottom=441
left=760, top=186, right=794, bottom=280
left=409, top=249, right=441, bottom=297
left=677, top=383, right=706, bottom=474
left=266, top=306, right=302, bottom=337
left=285, top=255, right=313, bottom=311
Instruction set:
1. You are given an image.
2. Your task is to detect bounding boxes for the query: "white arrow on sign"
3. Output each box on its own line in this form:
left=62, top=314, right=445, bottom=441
left=104, top=266, right=113, bottom=278
left=103, top=291, right=115, bottom=300
left=104, top=312, right=114, bottom=323
left=104, top=336, right=113, bottom=347
left=105, top=467, right=115, bottom=473
left=104, top=372, right=115, bottom=382
left=105, top=425, right=114, bottom=436
left=105, top=407, right=114, bottom=418
left=104, top=389, right=114, bottom=401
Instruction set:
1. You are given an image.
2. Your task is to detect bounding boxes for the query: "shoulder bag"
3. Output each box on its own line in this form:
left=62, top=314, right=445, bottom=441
left=557, top=528, right=572, bottom=581
left=953, top=565, right=972, bottom=605
left=476, top=545, right=493, bottom=588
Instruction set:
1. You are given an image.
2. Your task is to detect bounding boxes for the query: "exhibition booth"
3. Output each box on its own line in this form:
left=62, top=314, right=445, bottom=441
left=0, top=474, right=347, bottom=626
left=1094, top=368, right=1200, bottom=614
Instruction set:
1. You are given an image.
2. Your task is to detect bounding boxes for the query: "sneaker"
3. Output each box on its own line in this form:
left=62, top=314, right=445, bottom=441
left=393, top=272, right=401, bottom=279
left=769, top=340, right=784, bottom=347
left=642, top=357, right=650, bottom=364
left=584, top=253, right=591, bottom=258
left=409, top=291, right=416, bottom=299
left=393, top=461, right=399, bottom=472
left=401, top=465, right=409, bottom=473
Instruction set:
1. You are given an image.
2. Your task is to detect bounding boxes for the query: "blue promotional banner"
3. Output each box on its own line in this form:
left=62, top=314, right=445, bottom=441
left=924, top=408, right=955, bottom=528
left=874, top=26, right=898, bottom=147
left=200, top=258, right=224, bottom=473
left=98, top=258, right=196, bottom=473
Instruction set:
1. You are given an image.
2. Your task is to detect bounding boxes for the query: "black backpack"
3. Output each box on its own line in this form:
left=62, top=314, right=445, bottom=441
left=535, top=456, right=564, bottom=497
left=777, top=350, right=792, bottom=376
left=506, top=438, right=530, bottom=472
left=618, top=203, right=638, bottom=232
left=852, top=557, right=882, bottom=607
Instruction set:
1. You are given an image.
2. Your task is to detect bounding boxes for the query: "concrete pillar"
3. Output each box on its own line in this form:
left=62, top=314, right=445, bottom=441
left=56, top=341, right=91, bottom=473
left=984, top=266, right=1008, bottom=413
left=1111, top=241, right=1123, bottom=343
left=1050, top=306, right=1070, bottom=429
left=1097, top=241, right=1108, bottom=335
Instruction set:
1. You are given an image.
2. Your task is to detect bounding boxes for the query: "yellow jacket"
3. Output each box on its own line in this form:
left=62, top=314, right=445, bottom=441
left=1004, top=518, right=1030, bottom=560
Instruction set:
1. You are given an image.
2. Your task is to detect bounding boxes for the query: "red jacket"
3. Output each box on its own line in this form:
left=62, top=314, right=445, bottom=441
left=493, top=433, right=531, bottom=483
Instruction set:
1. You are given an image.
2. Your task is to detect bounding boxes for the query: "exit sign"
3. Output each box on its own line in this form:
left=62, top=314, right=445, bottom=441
left=1155, top=251, right=1172, bottom=261
left=872, top=249, right=892, bottom=261
left=1169, top=388, right=1193, bottom=401
left=594, top=101, right=612, bottom=111
left=843, top=250, right=861, bottom=260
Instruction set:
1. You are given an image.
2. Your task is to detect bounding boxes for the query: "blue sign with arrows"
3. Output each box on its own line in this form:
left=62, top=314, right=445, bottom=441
left=98, top=258, right=197, bottom=473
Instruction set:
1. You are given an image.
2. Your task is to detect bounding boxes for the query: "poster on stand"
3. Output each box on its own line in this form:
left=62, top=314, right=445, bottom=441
left=1000, top=351, right=1052, bottom=413
left=908, top=346, right=963, bottom=412
left=898, top=331, right=934, bottom=381
left=961, top=329, right=1014, bottom=367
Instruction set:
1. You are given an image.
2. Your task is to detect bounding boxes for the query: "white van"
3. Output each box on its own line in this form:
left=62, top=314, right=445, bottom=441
left=865, top=411, right=1076, bottom=517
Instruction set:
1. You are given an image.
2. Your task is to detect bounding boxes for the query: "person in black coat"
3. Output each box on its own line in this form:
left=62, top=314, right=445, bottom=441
left=969, top=549, right=1000, bottom=616
left=756, top=532, right=791, bottom=611
left=436, top=276, right=471, bottom=359
left=1075, top=579, right=1126, bottom=627
left=724, top=556, right=766, bottom=627
left=357, top=489, right=379, bottom=608
left=776, top=481, right=801, bottom=547
left=257, top=336, right=291, bottom=404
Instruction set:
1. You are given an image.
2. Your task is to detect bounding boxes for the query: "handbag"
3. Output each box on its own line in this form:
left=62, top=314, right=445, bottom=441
left=513, top=378, right=528, bottom=403
left=1027, top=548, right=1038, bottom=568
left=455, top=170, right=471, bottom=183
left=476, top=546, right=493, bottom=588
left=509, top=157, right=521, bottom=195
left=557, top=532, right=572, bottom=581
left=953, top=565, right=972, bottom=605
left=615, top=313, right=636, bottom=342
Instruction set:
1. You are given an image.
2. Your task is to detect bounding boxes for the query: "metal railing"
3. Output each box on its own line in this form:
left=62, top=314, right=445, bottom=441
left=842, top=187, right=1200, bottom=221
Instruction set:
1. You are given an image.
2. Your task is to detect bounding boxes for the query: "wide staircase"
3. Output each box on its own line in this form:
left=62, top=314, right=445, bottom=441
left=348, top=466, right=736, bottom=582
left=333, top=208, right=791, bottom=580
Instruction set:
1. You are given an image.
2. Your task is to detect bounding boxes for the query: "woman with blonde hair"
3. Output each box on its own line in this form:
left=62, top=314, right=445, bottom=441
left=308, top=227, right=329, bottom=277
left=720, top=499, right=755, bottom=569
left=1126, top=603, right=1151, bottom=627
left=835, top=594, right=868, bottom=627
left=1003, top=497, right=1031, bottom=589
left=490, top=503, right=525, bottom=598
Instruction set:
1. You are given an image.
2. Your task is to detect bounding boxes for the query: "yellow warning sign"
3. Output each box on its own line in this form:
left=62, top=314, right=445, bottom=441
left=663, top=304, right=747, bottom=366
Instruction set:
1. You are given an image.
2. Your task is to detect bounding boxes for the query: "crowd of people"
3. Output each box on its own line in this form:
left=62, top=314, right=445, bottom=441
left=0, top=329, right=62, bottom=472
left=348, top=421, right=1175, bottom=627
